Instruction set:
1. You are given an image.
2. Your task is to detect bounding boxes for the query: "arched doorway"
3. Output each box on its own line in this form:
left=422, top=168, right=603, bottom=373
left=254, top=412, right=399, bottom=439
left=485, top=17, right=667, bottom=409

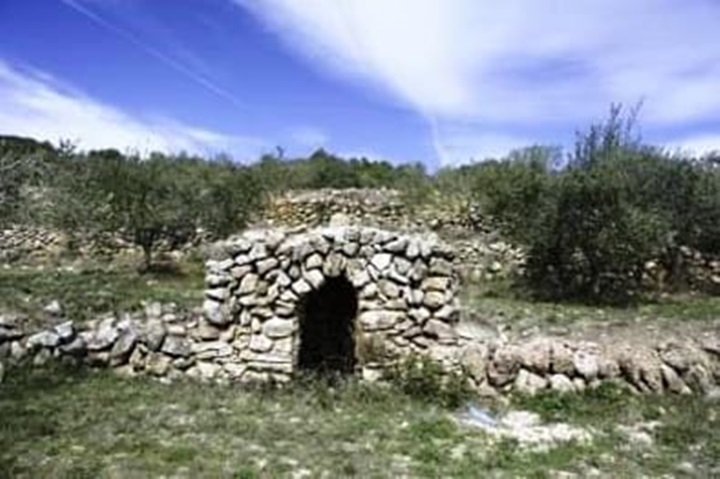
left=297, top=276, right=358, bottom=374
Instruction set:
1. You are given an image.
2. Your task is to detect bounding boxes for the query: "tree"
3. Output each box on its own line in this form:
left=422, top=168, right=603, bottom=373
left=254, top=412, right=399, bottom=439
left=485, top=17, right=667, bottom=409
left=58, top=152, right=200, bottom=271
left=524, top=165, right=668, bottom=303
left=52, top=150, right=268, bottom=269
left=504, top=106, right=671, bottom=303
left=0, top=139, right=52, bottom=225
left=465, top=147, right=556, bottom=242
left=195, top=160, right=265, bottom=238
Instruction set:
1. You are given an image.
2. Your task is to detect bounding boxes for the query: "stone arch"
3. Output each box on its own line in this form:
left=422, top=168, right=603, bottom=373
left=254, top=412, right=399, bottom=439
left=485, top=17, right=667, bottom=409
left=203, top=226, right=461, bottom=383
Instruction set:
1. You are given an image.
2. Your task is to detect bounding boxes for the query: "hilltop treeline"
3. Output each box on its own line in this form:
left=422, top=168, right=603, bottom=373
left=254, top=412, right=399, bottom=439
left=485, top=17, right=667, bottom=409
left=0, top=138, right=430, bottom=268
left=1, top=107, right=719, bottom=303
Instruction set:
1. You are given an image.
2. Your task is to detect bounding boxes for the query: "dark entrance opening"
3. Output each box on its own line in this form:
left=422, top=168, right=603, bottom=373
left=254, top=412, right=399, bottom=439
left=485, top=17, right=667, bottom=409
left=297, top=276, right=358, bottom=375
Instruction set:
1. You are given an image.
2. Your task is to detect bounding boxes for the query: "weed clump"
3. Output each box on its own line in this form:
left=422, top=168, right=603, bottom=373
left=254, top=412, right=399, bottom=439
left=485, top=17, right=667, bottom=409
left=387, top=354, right=474, bottom=408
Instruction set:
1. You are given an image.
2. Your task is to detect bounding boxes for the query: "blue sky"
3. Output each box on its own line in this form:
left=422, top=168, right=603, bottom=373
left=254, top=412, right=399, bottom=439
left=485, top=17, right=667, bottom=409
left=1, top=0, right=719, bottom=169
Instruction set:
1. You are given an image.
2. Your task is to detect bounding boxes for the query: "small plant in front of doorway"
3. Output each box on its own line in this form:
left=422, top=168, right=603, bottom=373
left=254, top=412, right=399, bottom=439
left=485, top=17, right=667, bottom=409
left=354, top=331, right=391, bottom=365
left=387, top=353, right=475, bottom=409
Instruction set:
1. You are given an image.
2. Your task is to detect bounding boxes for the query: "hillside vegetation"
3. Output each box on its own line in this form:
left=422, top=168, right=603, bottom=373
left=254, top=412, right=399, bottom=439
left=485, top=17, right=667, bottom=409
left=2, top=106, right=719, bottom=304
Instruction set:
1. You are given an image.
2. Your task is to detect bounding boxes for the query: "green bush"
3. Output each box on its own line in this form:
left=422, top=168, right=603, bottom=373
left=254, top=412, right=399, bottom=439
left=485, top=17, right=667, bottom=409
left=524, top=163, right=669, bottom=303
left=683, top=160, right=720, bottom=257
left=471, top=147, right=557, bottom=242
left=490, top=106, right=714, bottom=303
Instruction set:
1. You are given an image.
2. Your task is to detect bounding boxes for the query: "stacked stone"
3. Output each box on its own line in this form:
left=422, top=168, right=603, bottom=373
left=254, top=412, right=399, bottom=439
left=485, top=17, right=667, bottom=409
left=0, top=225, right=64, bottom=262
left=0, top=225, right=462, bottom=386
left=0, top=302, right=255, bottom=384
left=643, top=248, right=720, bottom=293
left=453, top=238, right=526, bottom=283
left=3, top=298, right=719, bottom=395
left=0, top=226, right=205, bottom=266
left=265, top=189, right=406, bottom=228
left=203, top=226, right=461, bottom=382
left=263, top=188, right=483, bottom=234
left=458, top=335, right=720, bottom=396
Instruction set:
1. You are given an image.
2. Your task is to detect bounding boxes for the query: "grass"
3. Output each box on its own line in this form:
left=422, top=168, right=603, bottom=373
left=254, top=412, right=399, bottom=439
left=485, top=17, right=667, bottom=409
left=0, top=261, right=204, bottom=326
left=1, top=365, right=718, bottom=478
left=463, top=286, right=720, bottom=331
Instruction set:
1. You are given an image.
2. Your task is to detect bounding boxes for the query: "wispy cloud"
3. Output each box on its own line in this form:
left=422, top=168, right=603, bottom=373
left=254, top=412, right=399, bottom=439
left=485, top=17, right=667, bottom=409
left=239, top=0, right=720, bottom=165
left=61, top=0, right=243, bottom=108
left=0, top=59, right=266, bottom=158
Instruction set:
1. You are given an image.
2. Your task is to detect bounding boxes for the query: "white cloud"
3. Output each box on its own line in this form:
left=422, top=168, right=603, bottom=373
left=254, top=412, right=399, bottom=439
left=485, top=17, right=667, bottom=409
left=239, top=0, right=720, bottom=166
left=0, top=60, right=267, bottom=159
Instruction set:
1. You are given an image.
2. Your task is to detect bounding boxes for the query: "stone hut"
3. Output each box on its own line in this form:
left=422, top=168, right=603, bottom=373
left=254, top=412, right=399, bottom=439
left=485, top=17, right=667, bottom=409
left=203, top=225, right=461, bottom=382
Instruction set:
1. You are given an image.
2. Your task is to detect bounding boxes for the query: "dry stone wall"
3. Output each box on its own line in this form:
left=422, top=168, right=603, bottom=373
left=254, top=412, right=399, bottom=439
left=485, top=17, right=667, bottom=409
left=455, top=333, right=720, bottom=397
left=202, top=225, right=461, bottom=381
left=0, top=225, right=65, bottom=263
left=0, top=226, right=463, bottom=385
left=0, top=188, right=525, bottom=284
left=263, top=188, right=479, bottom=233
left=2, top=302, right=719, bottom=397
left=261, top=188, right=524, bottom=284
left=0, top=224, right=205, bottom=265
left=0, top=303, right=243, bottom=383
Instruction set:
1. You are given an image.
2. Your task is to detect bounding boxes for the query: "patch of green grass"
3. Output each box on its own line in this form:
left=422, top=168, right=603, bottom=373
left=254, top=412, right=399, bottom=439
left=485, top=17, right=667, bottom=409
left=2, top=365, right=718, bottom=477
left=511, top=382, right=633, bottom=424
left=463, top=287, right=720, bottom=328
left=0, top=262, right=204, bottom=325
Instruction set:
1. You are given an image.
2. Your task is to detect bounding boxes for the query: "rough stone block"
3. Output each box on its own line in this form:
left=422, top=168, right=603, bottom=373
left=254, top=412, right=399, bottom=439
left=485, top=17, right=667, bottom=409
left=262, top=318, right=296, bottom=339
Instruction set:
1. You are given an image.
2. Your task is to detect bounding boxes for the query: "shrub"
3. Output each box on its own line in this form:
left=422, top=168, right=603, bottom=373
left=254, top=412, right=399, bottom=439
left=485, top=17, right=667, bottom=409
left=504, top=106, right=674, bottom=303
left=387, top=354, right=473, bottom=409
left=470, top=147, right=557, bottom=242
left=524, top=164, right=669, bottom=303
left=683, top=159, right=720, bottom=257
